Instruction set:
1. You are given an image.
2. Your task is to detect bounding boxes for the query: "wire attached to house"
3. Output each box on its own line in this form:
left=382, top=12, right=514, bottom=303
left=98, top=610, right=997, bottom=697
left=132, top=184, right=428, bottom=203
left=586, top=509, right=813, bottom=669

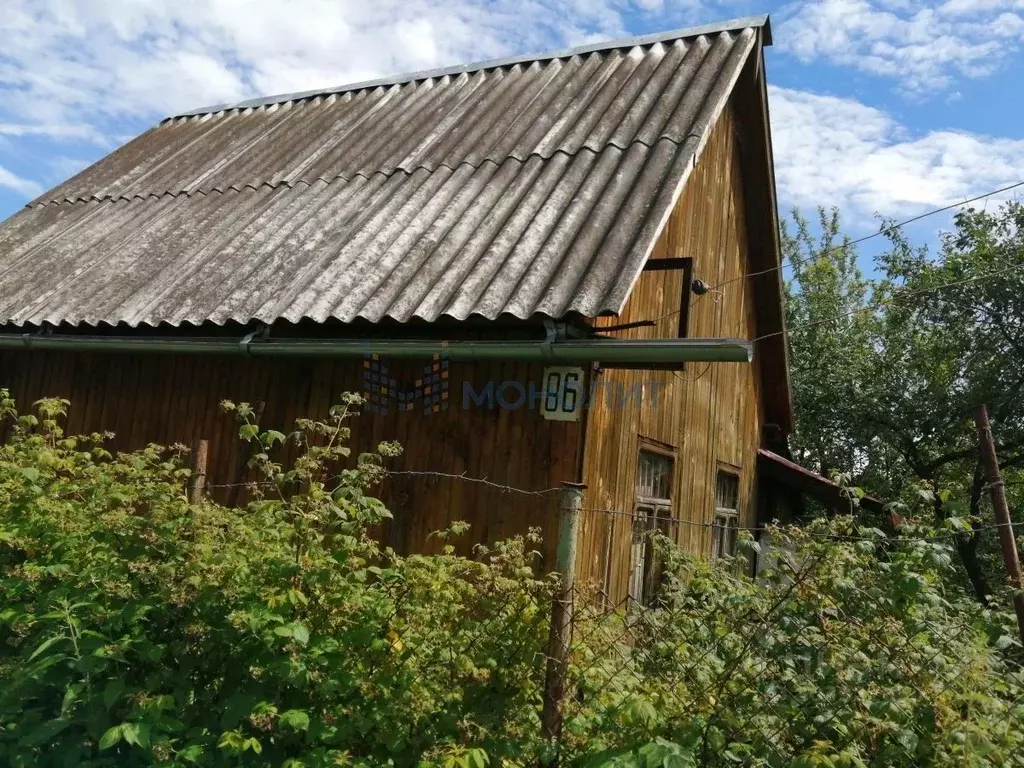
left=201, top=468, right=1024, bottom=544
left=208, top=471, right=564, bottom=496
left=382, top=469, right=563, bottom=495
left=672, top=361, right=712, bottom=385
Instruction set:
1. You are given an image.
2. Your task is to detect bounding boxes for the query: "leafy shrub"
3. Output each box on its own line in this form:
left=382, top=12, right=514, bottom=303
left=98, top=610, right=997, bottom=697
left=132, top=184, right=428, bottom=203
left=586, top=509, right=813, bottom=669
left=0, top=391, right=1021, bottom=767
left=566, top=524, right=1024, bottom=767
left=0, top=392, right=553, bottom=766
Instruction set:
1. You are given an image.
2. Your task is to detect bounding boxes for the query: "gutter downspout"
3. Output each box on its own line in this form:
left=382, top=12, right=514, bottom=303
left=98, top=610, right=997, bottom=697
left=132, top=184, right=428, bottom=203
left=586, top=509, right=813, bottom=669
left=0, top=334, right=753, bottom=366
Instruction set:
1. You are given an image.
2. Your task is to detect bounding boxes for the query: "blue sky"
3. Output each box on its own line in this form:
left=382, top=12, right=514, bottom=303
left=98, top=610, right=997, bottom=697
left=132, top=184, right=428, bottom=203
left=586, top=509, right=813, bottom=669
left=1, top=0, right=1022, bottom=264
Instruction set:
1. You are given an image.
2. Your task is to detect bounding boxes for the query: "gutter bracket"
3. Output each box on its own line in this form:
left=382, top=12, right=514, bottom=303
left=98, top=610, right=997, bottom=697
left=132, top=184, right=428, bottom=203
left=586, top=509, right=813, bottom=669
left=238, top=324, right=269, bottom=358
left=541, top=319, right=562, bottom=360
left=541, top=319, right=586, bottom=360
left=21, top=326, right=50, bottom=351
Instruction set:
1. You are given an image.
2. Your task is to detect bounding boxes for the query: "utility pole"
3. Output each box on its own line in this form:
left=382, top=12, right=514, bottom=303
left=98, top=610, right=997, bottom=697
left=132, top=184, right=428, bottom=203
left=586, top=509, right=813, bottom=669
left=972, top=405, right=1024, bottom=646
left=541, top=482, right=585, bottom=764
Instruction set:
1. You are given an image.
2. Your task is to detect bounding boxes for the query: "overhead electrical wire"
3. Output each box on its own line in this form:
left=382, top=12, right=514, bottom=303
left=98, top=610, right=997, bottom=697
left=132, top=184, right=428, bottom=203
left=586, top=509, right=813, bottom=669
left=716, top=178, right=1024, bottom=293
left=753, top=263, right=1022, bottom=343
left=633, top=178, right=1024, bottom=329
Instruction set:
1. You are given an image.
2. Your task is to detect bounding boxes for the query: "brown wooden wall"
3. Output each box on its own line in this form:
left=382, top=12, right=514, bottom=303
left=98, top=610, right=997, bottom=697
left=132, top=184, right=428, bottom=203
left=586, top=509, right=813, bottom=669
left=579, top=98, right=764, bottom=600
left=0, top=350, right=581, bottom=569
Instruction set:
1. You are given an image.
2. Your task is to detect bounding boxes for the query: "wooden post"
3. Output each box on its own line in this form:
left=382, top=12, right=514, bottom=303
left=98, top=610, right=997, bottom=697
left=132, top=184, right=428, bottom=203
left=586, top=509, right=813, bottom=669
left=188, top=439, right=209, bottom=505
left=541, top=482, right=585, bottom=760
left=972, top=405, right=1024, bottom=645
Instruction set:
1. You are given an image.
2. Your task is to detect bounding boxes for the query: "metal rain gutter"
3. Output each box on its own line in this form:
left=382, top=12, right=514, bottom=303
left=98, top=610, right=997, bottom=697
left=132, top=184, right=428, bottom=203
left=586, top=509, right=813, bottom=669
left=0, top=334, right=753, bottom=366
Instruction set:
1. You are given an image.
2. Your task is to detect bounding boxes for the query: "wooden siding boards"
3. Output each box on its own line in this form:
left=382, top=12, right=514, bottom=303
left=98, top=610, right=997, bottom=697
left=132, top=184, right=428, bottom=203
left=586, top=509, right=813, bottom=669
left=581, top=98, right=763, bottom=601
left=0, top=349, right=580, bottom=570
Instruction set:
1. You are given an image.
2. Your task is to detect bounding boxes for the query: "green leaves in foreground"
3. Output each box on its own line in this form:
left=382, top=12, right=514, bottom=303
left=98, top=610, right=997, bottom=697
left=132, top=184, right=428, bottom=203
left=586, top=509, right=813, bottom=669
left=0, top=393, right=1021, bottom=766
left=0, top=393, right=552, bottom=767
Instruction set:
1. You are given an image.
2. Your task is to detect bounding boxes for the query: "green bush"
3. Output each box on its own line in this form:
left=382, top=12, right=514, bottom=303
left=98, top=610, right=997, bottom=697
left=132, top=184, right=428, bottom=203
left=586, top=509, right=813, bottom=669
left=0, top=392, right=553, bottom=767
left=0, top=391, right=1021, bottom=767
left=566, top=525, right=1024, bottom=767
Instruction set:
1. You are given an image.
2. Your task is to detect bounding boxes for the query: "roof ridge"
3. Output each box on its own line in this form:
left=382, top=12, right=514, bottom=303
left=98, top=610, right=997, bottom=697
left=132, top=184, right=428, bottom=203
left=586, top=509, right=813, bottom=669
left=28, top=136, right=689, bottom=208
left=167, top=14, right=769, bottom=120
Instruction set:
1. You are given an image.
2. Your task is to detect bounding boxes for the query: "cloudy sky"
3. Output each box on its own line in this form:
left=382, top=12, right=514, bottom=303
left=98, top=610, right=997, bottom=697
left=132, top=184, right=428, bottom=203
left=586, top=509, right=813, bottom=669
left=0, top=0, right=1022, bottom=251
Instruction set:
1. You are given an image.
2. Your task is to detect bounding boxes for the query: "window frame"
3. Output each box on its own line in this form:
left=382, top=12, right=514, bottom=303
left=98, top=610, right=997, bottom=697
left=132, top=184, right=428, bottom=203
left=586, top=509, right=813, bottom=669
left=629, top=443, right=677, bottom=607
left=712, top=467, right=741, bottom=560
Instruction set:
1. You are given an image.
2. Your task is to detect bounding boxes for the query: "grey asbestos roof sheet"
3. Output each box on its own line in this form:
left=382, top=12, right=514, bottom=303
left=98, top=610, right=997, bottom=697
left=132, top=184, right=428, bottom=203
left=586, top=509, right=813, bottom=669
left=0, top=18, right=764, bottom=328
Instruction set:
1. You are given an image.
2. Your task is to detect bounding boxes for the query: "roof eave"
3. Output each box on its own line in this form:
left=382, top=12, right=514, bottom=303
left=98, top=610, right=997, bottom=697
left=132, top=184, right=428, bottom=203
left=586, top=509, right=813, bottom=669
left=754, top=33, right=795, bottom=433
left=758, top=449, right=887, bottom=515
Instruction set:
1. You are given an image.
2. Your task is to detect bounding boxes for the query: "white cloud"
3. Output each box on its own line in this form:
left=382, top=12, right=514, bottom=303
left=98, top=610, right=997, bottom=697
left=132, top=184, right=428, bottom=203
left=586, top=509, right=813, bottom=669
left=769, top=85, right=1024, bottom=221
left=0, top=165, right=42, bottom=198
left=0, top=0, right=700, bottom=123
left=0, top=123, right=106, bottom=143
left=1, top=0, right=1022, bottom=224
left=778, top=0, right=1024, bottom=91
left=0, top=0, right=734, bottom=202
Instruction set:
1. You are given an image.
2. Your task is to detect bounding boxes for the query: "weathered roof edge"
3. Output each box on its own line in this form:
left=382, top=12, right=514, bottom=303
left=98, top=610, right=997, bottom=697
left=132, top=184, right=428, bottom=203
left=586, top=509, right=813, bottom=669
left=170, top=14, right=771, bottom=119
left=604, top=23, right=759, bottom=319
left=757, top=449, right=888, bottom=515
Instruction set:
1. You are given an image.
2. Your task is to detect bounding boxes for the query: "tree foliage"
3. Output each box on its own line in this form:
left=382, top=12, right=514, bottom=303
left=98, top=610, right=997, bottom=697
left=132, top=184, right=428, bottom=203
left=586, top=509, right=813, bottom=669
left=781, top=208, right=874, bottom=477
left=782, top=202, right=1024, bottom=602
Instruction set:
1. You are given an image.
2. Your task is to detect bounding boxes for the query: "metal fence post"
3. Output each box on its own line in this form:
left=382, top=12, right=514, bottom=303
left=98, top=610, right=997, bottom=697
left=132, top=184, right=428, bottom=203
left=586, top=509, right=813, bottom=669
left=972, top=405, right=1024, bottom=646
left=541, top=481, right=585, bottom=760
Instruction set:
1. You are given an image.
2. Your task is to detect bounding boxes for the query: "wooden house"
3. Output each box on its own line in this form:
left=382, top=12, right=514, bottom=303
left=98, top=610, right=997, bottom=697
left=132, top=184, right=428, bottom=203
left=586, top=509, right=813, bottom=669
left=0, top=15, right=796, bottom=603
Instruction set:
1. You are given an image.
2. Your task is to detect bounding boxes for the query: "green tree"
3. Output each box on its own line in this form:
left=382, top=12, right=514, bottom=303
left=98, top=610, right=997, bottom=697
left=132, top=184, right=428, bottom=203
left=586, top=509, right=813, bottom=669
left=782, top=202, right=1024, bottom=603
left=781, top=207, right=876, bottom=479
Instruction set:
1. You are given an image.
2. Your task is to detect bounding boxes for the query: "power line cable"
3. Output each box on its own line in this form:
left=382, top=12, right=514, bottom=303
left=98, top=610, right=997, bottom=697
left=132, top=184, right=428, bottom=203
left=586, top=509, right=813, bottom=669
left=636, top=179, right=1024, bottom=328
left=722, top=178, right=1024, bottom=292
left=720, top=179, right=1024, bottom=292
left=753, top=263, right=1021, bottom=343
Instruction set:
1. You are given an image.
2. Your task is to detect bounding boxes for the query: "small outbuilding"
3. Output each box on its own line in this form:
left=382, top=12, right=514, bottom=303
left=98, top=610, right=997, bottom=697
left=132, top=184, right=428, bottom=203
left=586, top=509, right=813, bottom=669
left=0, top=15, right=794, bottom=603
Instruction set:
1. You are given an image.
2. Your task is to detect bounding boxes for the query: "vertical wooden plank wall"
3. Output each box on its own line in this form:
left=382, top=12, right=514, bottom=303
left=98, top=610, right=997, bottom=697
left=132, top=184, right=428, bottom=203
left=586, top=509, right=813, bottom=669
left=0, top=351, right=580, bottom=570
left=579, top=100, right=764, bottom=601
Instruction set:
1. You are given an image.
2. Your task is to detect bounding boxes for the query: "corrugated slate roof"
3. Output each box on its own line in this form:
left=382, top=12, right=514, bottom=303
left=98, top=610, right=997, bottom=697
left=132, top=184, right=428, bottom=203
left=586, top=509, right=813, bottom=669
left=0, top=17, right=767, bottom=328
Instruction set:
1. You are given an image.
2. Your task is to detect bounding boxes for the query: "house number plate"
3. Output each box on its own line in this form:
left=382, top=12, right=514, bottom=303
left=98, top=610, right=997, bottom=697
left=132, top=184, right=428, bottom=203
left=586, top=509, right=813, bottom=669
left=540, top=366, right=585, bottom=422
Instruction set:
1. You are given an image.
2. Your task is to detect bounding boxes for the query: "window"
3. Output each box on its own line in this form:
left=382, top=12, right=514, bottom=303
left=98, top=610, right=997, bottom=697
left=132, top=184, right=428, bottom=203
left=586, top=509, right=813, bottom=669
left=636, top=449, right=672, bottom=502
left=712, top=470, right=740, bottom=559
left=628, top=448, right=674, bottom=606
